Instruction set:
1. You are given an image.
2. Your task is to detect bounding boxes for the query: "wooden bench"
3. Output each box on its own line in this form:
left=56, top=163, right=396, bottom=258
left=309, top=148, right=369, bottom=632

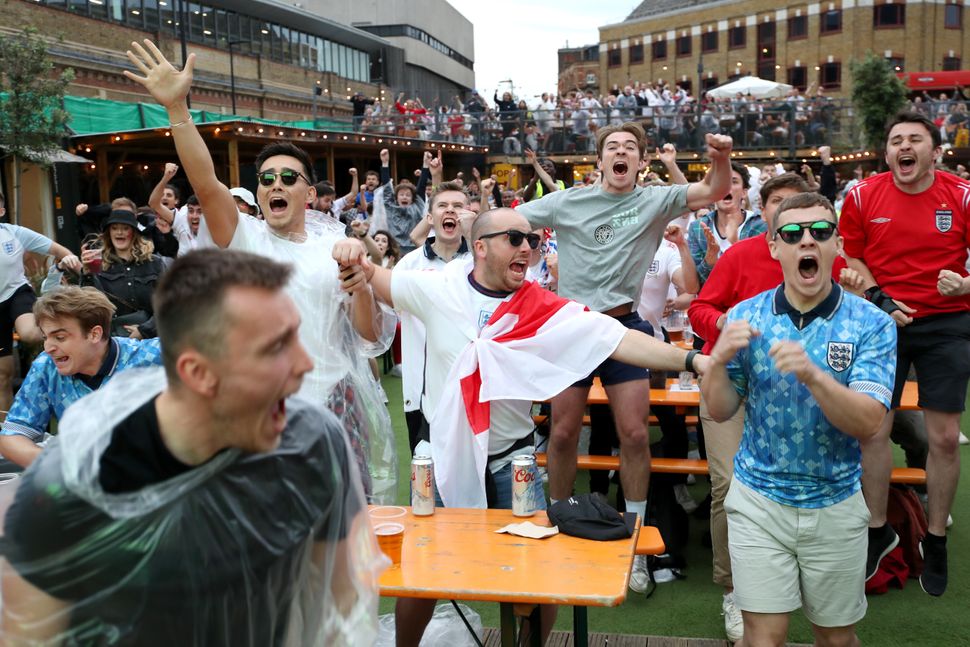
left=534, top=453, right=927, bottom=485
left=533, top=414, right=701, bottom=428
left=635, top=525, right=665, bottom=556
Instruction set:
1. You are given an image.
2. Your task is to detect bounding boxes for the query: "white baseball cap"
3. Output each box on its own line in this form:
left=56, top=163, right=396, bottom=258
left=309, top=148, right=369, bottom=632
left=229, top=187, right=257, bottom=209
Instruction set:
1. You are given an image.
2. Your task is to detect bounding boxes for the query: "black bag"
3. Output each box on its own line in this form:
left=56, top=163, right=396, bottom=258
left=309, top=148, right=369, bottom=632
left=111, top=310, right=149, bottom=337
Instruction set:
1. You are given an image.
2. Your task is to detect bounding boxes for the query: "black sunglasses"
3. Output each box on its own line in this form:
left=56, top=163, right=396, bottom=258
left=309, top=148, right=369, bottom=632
left=479, top=229, right=541, bottom=249
left=257, top=169, right=310, bottom=187
left=774, top=220, right=837, bottom=245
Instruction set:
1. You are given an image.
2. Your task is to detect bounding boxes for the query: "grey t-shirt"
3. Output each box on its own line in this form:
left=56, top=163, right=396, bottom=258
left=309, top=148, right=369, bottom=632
left=518, top=183, right=690, bottom=312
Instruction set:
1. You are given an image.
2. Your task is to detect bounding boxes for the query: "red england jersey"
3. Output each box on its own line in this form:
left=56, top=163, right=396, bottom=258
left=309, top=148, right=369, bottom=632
left=840, top=171, right=970, bottom=317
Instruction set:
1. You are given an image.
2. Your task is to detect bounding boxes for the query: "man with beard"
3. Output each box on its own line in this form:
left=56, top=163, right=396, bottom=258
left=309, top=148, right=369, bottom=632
left=841, top=111, right=970, bottom=596
left=515, top=121, right=732, bottom=592
left=336, top=206, right=711, bottom=646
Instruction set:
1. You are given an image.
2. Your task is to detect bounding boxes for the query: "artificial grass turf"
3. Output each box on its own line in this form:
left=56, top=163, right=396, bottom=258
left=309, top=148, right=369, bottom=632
left=377, top=374, right=970, bottom=644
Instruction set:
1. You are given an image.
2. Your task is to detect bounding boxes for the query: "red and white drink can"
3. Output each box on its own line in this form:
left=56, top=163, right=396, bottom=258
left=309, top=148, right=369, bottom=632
left=511, top=454, right=539, bottom=517
left=410, top=455, right=435, bottom=516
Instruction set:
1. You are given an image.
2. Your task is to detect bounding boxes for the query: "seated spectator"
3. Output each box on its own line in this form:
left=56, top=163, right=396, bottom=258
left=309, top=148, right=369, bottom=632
left=0, top=286, right=162, bottom=468
left=79, top=209, right=166, bottom=339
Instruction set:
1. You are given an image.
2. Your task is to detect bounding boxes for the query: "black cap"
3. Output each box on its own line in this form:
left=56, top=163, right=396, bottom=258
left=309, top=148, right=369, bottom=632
left=547, top=494, right=637, bottom=541
left=102, top=209, right=139, bottom=231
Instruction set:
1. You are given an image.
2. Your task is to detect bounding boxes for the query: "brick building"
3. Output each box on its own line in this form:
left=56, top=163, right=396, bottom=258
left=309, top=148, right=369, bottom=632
left=598, top=0, right=968, bottom=97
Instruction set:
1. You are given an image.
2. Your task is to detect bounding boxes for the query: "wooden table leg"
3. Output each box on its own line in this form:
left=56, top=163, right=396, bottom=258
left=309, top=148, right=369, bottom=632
left=573, top=606, right=589, bottom=647
left=500, top=602, right=517, bottom=647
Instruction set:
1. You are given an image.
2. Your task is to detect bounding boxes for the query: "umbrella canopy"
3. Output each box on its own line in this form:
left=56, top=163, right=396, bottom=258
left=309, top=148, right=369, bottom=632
left=705, top=76, right=794, bottom=100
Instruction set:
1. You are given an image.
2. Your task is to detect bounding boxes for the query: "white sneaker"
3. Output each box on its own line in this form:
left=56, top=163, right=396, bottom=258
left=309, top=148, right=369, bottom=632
left=629, top=555, right=650, bottom=593
left=722, top=592, right=744, bottom=643
left=960, top=432, right=969, bottom=446
left=388, top=364, right=403, bottom=377
left=674, top=484, right=699, bottom=514
left=947, top=514, right=954, bottom=528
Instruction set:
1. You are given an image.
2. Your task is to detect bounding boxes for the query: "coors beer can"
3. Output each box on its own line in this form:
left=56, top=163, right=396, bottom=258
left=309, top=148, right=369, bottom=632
left=410, top=455, right=435, bottom=516
left=511, top=454, right=539, bottom=517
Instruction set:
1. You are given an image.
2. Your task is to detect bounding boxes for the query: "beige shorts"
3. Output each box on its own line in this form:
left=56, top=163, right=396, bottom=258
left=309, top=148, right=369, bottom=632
left=725, top=479, right=869, bottom=628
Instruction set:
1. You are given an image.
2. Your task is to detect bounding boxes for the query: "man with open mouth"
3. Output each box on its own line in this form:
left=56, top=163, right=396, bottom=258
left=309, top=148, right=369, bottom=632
left=0, top=286, right=162, bottom=469
left=516, top=120, right=733, bottom=593
left=687, top=161, right=764, bottom=285
left=701, top=192, right=896, bottom=647
left=339, top=206, right=711, bottom=646
left=123, top=39, right=398, bottom=502
left=841, top=110, right=970, bottom=597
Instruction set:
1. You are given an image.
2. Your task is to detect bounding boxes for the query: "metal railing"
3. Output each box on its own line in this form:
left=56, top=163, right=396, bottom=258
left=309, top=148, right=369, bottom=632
left=321, top=99, right=860, bottom=156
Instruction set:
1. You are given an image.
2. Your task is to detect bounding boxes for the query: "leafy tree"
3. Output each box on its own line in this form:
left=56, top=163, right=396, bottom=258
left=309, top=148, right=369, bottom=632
left=850, top=52, right=907, bottom=154
left=0, top=27, right=74, bottom=224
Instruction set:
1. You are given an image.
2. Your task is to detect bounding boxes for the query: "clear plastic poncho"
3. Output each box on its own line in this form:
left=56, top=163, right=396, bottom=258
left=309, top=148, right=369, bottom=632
left=232, top=210, right=399, bottom=504
left=0, top=367, right=388, bottom=646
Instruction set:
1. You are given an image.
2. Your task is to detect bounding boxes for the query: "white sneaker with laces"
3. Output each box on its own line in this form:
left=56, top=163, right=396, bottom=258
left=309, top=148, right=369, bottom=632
left=629, top=554, right=650, bottom=593
left=722, top=592, right=744, bottom=643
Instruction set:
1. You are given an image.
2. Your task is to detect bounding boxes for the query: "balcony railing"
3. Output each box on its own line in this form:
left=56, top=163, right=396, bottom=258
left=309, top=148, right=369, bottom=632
left=334, top=99, right=865, bottom=156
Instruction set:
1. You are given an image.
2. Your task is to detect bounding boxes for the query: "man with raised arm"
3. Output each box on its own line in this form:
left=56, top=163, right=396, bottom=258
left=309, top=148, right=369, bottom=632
left=515, top=120, right=733, bottom=592
left=335, top=206, right=710, bottom=646
left=123, top=39, right=397, bottom=501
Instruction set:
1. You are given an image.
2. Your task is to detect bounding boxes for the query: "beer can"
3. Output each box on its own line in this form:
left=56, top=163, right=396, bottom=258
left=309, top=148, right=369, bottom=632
left=511, top=454, right=540, bottom=517
left=410, top=455, right=435, bottom=516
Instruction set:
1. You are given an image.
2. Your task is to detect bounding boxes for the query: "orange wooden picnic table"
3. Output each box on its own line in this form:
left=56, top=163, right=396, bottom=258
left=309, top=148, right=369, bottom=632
left=376, top=506, right=639, bottom=647
left=584, top=378, right=921, bottom=410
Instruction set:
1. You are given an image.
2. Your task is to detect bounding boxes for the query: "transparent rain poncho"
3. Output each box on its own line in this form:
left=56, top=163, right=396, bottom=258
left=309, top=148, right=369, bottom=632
left=228, top=210, right=399, bottom=503
left=0, top=367, right=388, bottom=646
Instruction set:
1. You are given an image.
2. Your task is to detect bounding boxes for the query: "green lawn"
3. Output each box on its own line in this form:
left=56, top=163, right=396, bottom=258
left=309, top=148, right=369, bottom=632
left=377, top=375, right=970, bottom=644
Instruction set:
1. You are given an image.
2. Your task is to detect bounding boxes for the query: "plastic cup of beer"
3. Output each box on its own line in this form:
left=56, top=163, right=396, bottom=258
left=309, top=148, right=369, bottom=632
left=369, top=505, right=407, bottom=520
left=374, top=522, right=404, bottom=565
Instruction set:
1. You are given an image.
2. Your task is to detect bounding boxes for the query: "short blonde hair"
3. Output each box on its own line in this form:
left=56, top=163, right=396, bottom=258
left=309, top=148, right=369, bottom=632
left=33, top=286, right=116, bottom=335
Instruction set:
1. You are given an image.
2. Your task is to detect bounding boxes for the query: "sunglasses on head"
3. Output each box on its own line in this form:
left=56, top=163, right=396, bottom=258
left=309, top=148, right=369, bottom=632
left=257, top=169, right=310, bottom=187
left=479, top=229, right=542, bottom=249
left=774, top=220, right=837, bottom=245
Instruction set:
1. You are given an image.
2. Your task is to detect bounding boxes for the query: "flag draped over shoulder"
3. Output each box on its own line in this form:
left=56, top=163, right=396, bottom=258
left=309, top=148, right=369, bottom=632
left=430, top=278, right=626, bottom=508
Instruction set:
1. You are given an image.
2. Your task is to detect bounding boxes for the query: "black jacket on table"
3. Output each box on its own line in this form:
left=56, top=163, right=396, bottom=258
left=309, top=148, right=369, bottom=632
left=82, top=255, right=165, bottom=338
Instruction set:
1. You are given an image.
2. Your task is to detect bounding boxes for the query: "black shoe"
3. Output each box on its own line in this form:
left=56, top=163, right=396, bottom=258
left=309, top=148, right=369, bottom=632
left=865, top=524, right=899, bottom=581
left=919, top=534, right=948, bottom=596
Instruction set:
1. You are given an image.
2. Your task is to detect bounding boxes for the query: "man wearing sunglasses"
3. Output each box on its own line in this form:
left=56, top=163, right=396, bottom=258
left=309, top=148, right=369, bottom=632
left=336, top=206, right=710, bottom=646
left=514, top=120, right=733, bottom=592
left=701, top=192, right=896, bottom=647
left=840, top=111, right=970, bottom=597
left=686, top=171, right=856, bottom=642
left=123, top=40, right=397, bottom=502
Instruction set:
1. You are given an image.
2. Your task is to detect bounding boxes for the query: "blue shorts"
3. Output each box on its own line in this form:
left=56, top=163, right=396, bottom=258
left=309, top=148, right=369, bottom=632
left=572, top=312, right=654, bottom=388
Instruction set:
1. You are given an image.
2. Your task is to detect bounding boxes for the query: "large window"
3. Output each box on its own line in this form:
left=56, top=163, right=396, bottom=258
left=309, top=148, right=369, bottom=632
left=701, top=76, right=719, bottom=92
left=874, top=3, right=905, bottom=28
left=821, top=9, right=842, bottom=34
left=652, top=38, right=667, bottom=61
left=629, top=43, right=644, bottom=64
left=788, top=15, right=807, bottom=39
left=820, top=62, right=841, bottom=89
left=728, top=25, right=746, bottom=49
left=676, top=34, right=692, bottom=57
left=701, top=30, right=718, bottom=53
left=788, top=66, right=808, bottom=90
left=943, top=56, right=961, bottom=71
left=886, top=56, right=904, bottom=72
left=945, top=4, right=963, bottom=28
left=34, top=0, right=374, bottom=82
left=607, top=48, right=622, bottom=68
